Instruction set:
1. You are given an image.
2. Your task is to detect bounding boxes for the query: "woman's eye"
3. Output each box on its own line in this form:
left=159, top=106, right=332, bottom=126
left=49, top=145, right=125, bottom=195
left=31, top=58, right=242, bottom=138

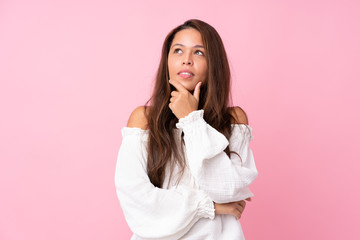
left=174, top=48, right=182, bottom=53
left=195, top=50, right=204, bottom=56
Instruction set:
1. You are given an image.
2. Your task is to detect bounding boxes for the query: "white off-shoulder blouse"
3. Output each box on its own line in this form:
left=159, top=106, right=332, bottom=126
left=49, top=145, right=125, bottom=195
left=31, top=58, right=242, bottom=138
left=115, top=109, right=258, bottom=240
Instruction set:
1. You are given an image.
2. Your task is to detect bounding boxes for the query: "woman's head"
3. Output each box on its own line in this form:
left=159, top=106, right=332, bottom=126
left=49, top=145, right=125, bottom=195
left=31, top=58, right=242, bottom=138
left=152, top=19, right=231, bottom=112
left=167, top=27, right=208, bottom=92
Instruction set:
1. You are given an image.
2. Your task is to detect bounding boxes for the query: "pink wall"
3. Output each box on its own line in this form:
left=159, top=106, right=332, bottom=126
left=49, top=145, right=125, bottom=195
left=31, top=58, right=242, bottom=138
left=1, top=0, right=359, bottom=239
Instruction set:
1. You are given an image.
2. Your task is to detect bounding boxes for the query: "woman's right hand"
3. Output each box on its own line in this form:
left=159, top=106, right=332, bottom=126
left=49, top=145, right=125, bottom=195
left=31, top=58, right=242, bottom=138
left=214, top=197, right=252, bottom=220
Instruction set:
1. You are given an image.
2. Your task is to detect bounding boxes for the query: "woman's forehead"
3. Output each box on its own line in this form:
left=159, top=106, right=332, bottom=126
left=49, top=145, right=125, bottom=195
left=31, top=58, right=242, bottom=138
left=171, top=28, right=203, bottom=47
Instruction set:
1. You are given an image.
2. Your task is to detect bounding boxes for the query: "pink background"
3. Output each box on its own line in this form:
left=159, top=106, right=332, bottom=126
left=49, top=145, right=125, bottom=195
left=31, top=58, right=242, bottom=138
left=1, top=0, right=359, bottom=239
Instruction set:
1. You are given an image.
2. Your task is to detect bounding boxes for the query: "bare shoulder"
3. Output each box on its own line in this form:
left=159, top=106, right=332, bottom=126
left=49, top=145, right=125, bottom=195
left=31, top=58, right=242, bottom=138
left=126, top=106, right=149, bottom=130
left=229, top=106, right=249, bottom=125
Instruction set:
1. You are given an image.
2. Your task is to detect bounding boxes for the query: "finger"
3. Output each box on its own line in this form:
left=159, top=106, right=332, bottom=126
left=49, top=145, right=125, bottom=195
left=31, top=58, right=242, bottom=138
left=169, top=79, right=188, bottom=93
left=171, top=91, right=179, bottom=97
left=170, top=97, right=174, bottom=103
left=239, top=205, right=245, bottom=214
left=193, top=81, right=201, bottom=101
left=236, top=203, right=244, bottom=211
left=235, top=209, right=242, bottom=220
left=236, top=202, right=246, bottom=213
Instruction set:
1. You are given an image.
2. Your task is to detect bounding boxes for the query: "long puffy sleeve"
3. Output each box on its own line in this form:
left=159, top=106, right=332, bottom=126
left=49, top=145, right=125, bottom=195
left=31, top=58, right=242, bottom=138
left=114, top=127, right=215, bottom=240
left=175, top=110, right=258, bottom=204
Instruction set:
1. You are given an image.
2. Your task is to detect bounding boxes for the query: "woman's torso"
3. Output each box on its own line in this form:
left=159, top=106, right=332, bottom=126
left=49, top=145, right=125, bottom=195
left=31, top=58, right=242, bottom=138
left=132, top=128, right=245, bottom=240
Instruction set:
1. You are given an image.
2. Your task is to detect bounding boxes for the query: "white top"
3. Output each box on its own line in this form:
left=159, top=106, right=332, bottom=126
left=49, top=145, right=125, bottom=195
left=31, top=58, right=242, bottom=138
left=115, top=109, right=258, bottom=240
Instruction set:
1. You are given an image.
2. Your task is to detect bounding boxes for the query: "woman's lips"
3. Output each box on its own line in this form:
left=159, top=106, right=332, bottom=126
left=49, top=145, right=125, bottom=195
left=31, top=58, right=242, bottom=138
left=178, top=71, right=194, bottom=79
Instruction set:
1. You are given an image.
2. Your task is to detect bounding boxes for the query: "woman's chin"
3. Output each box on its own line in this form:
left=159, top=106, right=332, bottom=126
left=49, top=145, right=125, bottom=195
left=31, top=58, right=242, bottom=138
left=176, top=79, right=196, bottom=92
left=183, top=85, right=196, bottom=92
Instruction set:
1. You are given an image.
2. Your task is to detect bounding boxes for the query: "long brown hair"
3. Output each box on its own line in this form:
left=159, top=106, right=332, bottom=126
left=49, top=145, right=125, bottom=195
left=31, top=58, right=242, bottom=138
left=145, top=19, right=239, bottom=188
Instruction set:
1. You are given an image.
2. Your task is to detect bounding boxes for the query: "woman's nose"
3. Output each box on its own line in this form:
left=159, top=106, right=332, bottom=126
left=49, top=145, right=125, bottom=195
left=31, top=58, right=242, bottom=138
left=182, top=55, right=193, bottom=65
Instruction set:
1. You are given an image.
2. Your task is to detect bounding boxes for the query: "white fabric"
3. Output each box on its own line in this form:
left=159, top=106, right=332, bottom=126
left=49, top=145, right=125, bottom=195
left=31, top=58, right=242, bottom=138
left=115, top=109, right=258, bottom=240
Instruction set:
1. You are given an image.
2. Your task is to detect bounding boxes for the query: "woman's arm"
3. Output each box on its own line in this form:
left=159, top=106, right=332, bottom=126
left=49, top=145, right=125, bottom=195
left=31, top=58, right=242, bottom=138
left=115, top=128, right=215, bottom=239
left=175, top=109, right=259, bottom=204
left=115, top=107, right=215, bottom=240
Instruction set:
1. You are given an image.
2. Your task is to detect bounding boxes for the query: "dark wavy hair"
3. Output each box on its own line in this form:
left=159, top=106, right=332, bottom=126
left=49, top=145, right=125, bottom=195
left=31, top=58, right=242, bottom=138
left=144, top=19, right=242, bottom=188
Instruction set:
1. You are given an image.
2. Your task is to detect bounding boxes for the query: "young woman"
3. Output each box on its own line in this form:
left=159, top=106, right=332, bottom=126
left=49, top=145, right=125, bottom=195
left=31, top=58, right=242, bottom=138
left=115, top=19, right=258, bottom=240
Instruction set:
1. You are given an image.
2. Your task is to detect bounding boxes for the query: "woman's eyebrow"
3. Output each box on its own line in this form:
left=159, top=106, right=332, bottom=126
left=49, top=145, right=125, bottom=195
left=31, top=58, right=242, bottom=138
left=171, top=43, right=204, bottom=49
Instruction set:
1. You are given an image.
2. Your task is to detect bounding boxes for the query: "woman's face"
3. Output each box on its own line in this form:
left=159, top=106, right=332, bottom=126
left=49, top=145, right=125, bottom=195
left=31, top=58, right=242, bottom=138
left=168, top=28, right=208, bottom=92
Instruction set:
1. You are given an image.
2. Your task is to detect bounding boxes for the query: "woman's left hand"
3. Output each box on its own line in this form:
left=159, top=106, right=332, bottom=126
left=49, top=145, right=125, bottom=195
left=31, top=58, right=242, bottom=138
left=168, top=79, right=202, bottom=119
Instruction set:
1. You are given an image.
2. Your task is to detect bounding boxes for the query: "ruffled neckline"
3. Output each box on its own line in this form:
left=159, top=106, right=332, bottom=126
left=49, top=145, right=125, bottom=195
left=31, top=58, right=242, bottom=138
left=121, top=123, right=253, bottom=140
left=121, top=126, right=149, bottom=136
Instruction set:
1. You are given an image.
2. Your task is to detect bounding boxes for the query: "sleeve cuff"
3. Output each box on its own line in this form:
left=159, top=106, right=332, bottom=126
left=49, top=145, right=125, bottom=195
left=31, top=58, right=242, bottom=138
left=175, top=110, right=205, bottom=130
left=197, top=191, right=215, bottom=220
